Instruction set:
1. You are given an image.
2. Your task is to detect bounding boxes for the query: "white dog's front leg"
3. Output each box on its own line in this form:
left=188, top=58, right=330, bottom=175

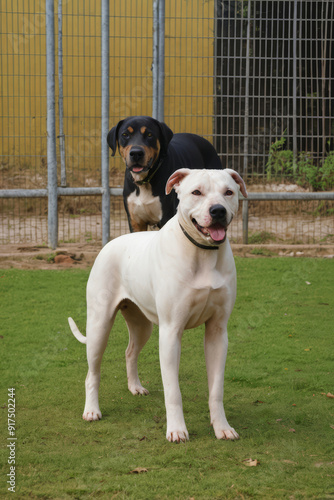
left=204, top=319, right=239, bottom=440
left=83, top=369, right=102, bottom=421
left=159, top=326, right=189, bottom=443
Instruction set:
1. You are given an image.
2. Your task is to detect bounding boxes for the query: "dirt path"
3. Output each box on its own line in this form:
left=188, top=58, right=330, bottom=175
left=0, top=242, right=333, bottom=270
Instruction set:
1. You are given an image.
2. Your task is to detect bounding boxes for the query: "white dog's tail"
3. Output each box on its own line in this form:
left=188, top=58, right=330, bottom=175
left=68, top=317, right=87, bottom=344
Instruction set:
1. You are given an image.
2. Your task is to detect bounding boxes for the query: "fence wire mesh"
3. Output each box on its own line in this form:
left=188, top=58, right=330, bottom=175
left=0, top=0, right=333, bottom=246
left=214, top=0, right=334, bottom=174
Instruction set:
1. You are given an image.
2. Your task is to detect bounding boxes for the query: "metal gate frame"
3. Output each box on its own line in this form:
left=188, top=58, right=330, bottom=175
left=0, top=0, right=333, bottom=249
left=0, top=0, right=166, bottom=249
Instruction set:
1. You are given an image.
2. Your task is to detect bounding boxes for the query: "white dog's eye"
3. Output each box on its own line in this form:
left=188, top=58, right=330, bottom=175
left=225, top=189, right=233, bottom=196
left=192, top=190, right=202, bottom=196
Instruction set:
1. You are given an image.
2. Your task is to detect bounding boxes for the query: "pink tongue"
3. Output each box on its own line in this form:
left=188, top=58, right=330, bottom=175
left=208, top=223, right=226, bottom=242
left=133, top=167, right=143, bottom=173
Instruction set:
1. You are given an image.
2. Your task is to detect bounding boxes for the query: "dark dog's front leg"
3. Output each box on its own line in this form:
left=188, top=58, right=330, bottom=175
left=124, top=198, right=135, bottom=233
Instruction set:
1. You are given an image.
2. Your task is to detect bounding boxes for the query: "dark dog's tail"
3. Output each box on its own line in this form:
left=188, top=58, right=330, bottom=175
left=68, top=317, right=87, bottom=344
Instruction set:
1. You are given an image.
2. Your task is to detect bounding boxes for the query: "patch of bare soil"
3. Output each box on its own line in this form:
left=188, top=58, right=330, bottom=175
left=0, top=244, right=98, bottom=270
left=0, top=242, right=333, bottom=270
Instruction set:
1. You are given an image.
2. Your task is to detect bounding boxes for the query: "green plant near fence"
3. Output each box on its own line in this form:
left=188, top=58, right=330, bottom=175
left=266, top=135, right=334, bottom=191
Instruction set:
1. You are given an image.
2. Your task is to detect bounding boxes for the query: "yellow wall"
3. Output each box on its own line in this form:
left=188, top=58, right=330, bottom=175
left=0, top=0, right=215, bottom=183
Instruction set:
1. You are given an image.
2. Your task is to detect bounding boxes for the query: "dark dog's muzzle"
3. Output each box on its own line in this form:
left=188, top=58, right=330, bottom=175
left=129, top=147, right=145, bottom=163
left=127, top=147, right=150, bottom=174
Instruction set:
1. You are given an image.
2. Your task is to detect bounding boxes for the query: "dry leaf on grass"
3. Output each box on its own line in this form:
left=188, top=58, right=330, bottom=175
left=129, top=467, right=148, bottom=474
left=326, top=392, right=334, bottom=399
left=242, top=458, right=259, bottom=467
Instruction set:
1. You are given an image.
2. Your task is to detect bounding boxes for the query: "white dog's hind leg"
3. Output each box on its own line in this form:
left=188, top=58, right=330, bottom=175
left=159, top=325, right=189, bottom=443
left=120, top=300, right=153, bottom=395
left=83, top=310, right=116, bottom=421
left=204, top=319, right=239, bottom=440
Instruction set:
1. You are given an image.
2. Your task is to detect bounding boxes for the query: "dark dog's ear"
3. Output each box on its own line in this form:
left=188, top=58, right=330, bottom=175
left=107, top=120, right=124, bottom=156
left=157, top=121, right=173, bottom=154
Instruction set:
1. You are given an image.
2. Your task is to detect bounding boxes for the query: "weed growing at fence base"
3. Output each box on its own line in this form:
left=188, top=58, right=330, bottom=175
left=1, top=259, right=333, bottom=499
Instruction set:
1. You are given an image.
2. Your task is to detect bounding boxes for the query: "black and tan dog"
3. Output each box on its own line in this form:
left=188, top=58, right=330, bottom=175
left=107, top=116, right=223, bottom=232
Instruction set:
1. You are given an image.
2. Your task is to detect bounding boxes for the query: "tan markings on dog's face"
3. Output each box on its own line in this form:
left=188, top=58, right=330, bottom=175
left=141, top=141, right=161, bottom=167
left=118, top=124, right=161, bottom=169
left=155, top=139, right=161, bottom=157
left=119, top=145, right=132, bottom=164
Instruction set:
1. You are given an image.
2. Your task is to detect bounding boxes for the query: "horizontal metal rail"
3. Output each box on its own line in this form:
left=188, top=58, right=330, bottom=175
left=1, top=189, right=333, bottom=201
left=240, top=191, right=334, bottom=244
left=244, top=192, right=334, bottom=201
left=0, top=187, right=123, bottom=198
left=0, top=187, right=332, bottom=246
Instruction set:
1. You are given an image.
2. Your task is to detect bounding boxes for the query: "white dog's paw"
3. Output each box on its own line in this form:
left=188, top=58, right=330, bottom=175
left=214, top=427, right=239, bottom=440
left=128, top=382, right=149, bottom=396
left=82, top=409, right=102, bottom=421
left=166, top=428, right=189, bottom=443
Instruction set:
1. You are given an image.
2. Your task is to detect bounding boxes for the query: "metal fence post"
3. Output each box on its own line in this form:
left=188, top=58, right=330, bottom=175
left=101, top=0, right=110, bottom=246
left=242, top=199, right=249, bottom=244
left=292, top=0, right=298, bottom=173
left=46, top=0, right=58, bottom=249
left=243, top=0, right=251, bottom=177
left=58, top=0, right=66, bottom=187
left=158, top=0, right=165, bottom=122
left=152, top=0, right=159, bottom=119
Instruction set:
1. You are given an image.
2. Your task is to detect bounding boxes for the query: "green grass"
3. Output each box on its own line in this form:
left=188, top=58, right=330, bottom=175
left=1, top=258, right=333, bottom=499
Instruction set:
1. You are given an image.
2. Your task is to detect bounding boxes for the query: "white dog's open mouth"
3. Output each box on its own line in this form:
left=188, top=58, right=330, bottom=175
left=192, top=219, right=227, bottom=243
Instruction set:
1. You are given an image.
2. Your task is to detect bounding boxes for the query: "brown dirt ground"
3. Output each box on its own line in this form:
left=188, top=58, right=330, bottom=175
left=0, top=242, right=333, bottom=270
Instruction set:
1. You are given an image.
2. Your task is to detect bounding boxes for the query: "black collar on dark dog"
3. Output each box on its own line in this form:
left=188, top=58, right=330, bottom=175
left=179, top=223, right=219, bottom=251
left=135, top=157, right=165, bottom=186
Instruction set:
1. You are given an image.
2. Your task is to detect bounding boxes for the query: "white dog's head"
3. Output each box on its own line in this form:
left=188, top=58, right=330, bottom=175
left=166, top=168, right=247, bottom=248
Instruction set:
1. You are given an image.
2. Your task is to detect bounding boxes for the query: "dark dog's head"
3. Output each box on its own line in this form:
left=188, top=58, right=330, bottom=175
left=107, top=116, right=173, bottom=180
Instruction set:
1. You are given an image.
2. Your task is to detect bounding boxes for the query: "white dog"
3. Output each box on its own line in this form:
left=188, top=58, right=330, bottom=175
left=69, top=168, right=247, bottom=442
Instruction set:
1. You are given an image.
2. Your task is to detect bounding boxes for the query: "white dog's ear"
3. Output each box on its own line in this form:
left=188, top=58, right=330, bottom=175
left=225, top=169, right=248, bottom=198
left=165, top=168, right=191, bottom=195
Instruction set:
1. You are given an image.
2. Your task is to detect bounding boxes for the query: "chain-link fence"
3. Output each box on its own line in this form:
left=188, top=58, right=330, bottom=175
left=0, top=0, right=333, bottom=247
left=214, top=0, right=334, bottom=175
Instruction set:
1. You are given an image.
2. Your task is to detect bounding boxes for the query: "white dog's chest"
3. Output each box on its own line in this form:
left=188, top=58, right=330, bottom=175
left=127, top=186, right=162, bottom=226
left=131, top=285, right=223, bottom=330
left=183, top=279, right=233, bottom=329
